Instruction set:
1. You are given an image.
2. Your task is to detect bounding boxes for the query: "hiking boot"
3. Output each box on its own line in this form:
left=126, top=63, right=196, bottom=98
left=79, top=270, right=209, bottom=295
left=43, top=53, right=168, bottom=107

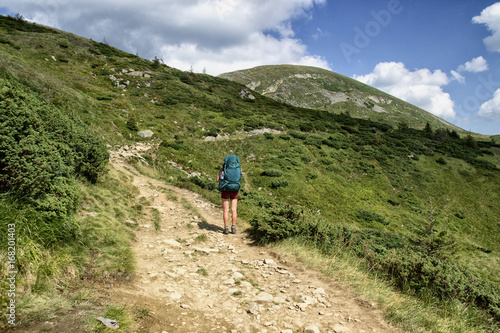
left=231, top=225, right=236, bottom=234
left=223, top=226, right=229, bottom=234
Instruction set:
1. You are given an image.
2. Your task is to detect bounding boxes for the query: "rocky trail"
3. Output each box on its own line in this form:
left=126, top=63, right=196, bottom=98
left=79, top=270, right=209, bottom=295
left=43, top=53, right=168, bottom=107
left=94, top=144, right=402, bottom=332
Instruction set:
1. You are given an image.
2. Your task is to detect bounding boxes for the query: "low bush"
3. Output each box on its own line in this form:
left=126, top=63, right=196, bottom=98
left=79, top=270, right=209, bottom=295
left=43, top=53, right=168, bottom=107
left=288, top=130, right=306, bottom=140
left=271, top=179, right=289, bottom=189
left=261, top=169, right=283, bottom=177
left=0, top=75, right=109, bottom=218
left=436, top=157, right=447, bottom=165
left=356, top=210, right=389, bottom=226
left=248, top=200, right=500, bottom=321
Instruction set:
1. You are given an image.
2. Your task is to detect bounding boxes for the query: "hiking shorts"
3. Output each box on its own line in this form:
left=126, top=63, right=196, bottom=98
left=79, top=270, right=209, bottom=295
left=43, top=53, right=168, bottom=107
left=221, top=191, right=238, bottom=200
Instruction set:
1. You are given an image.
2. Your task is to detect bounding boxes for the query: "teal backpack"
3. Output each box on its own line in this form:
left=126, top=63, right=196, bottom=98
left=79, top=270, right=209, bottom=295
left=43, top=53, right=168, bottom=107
left=219, top=155, right=241, bottom=192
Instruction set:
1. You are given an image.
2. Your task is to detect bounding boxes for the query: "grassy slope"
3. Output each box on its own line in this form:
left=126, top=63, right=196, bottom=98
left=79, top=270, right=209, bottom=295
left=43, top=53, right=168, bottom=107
left=1, top=15, right=500, bottom=331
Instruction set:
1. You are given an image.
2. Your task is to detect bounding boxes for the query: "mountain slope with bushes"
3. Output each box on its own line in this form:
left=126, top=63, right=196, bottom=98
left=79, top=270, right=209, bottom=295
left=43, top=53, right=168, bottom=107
left=1, top=15, right=499, bottom=331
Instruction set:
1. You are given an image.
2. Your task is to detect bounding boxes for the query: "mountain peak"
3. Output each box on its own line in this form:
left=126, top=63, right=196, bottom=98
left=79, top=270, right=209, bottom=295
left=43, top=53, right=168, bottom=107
left=219, top=64, right=463, bottom=133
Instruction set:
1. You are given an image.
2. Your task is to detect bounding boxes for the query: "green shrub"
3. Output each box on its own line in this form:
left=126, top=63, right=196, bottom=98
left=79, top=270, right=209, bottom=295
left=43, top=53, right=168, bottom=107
left=0, top=75, right=108, bottom=218
left=249, top=203, right=306, bottom=242
left=126, top=113, right=139, bottom=131
left=248, top=200, right=500, bottom=321
left=288, top=130, right=306, bottom=140
left=89, top=40, right=135, bottom=58
left=377, top=249, right=500, bottom=320
left=263, top=132, right=274, bottom=140
left=304, top=135, right=323, bottom=147
left=436, top=157, right=447, bottom=165
left=161, top=140, right=186, bottom=151
left=356, top=210, right=389, bottom=226
left=261, top=169, right=283, bottom=177
left=271, top=179, right=289, bottom=189
left=306, top=172, right=318, bottom=180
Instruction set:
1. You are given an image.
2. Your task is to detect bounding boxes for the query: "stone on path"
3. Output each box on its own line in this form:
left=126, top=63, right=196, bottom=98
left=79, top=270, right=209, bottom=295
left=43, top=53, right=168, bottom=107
left=254, top=292, right=274, bottom=303
left=164, top=239, right=182, bottom=248
left=332, top=324, right=350, bottom=332
left=304, top=325, right=320, bottom=333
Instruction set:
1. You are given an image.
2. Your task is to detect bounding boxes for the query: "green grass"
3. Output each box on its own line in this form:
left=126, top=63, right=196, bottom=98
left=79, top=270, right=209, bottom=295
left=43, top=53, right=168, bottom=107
left=0, top=166, right=139, bottom=329
left=194, top=234, right=208, bottom=243
left=150, top=207, right=161, bottom=231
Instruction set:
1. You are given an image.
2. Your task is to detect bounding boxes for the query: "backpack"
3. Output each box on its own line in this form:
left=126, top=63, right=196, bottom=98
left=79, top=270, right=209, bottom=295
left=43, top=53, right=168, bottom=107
left=219, top=155, right=241, bottom=192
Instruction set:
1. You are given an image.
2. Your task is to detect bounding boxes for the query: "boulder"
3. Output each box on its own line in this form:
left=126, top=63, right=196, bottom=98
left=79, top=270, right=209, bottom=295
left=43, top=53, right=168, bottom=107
left=137, top=130, right=153, bottom=138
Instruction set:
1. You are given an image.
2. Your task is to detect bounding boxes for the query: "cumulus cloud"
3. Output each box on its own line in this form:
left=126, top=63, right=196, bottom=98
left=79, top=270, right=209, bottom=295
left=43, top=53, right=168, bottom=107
left=457, top=56, right=488, bottom=73
left=353, top=62, right=455, bottom=118
left=478, top=88, right=500, bottom=121
left=473, top=2, right=500, bottom=53
left=2, top=0, right=329, bottom=75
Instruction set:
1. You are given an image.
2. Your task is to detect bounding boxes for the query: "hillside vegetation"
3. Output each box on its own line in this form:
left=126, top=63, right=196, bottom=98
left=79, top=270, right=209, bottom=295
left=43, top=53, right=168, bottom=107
left=1, top=15, right=499, bottom=331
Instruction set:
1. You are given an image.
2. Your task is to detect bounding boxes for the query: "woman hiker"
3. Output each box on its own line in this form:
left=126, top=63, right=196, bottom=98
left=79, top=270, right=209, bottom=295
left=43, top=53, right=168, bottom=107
left=217, top=155, right=242, bottom=234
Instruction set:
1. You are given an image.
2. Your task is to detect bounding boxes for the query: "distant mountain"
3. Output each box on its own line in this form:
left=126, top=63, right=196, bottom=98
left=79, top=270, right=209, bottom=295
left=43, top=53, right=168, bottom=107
left=219, top=65, right=464, bottom=133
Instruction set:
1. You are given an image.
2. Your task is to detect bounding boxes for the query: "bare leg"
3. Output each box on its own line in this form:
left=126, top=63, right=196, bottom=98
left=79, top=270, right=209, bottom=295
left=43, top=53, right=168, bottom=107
left=231, top=198, right=238, bottom=226
left=222, top=198, right=230, bottom=227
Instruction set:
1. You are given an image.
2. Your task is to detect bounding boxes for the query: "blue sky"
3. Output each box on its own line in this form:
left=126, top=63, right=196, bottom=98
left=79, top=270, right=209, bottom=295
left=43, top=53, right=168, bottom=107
left=1, top=0, right=499, bottom=135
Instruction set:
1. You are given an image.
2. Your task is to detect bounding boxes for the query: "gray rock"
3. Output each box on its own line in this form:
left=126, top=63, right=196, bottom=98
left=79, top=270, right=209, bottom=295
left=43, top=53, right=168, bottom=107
left=239, top=281, right=253, bottom=290
left=169, top=292, right=182, bottom=300
left=296, top=302, right=308, bottom=312
left=304, top=325, right=320, bottom=333
left=273, top=296, right=286, bottom=304
left=312, top=287, right=326, bottom=295
left=293, top=293, right=307, bottom=303
left=264, top=258, right=277, bottom=267
left=137, top=130, right=153, bottom=138
left=332, top=324, right=350, bottom=332
left=128, top=71, right=144, bottom=77
left=223, top=278, right=235, bottom=286
left=254, top=292, right=274, bottom=303
left=164, top=239, right=182, bottom=248
left=247, top=302, right=260, bottom=315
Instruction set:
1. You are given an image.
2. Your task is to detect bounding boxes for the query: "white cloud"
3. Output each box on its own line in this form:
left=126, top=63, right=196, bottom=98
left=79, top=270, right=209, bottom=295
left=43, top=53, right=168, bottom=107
left=353, top=62, right=455, bottom=118
left=478, top=88, right=500, bottom=121
left=457, top=56, right=488, bottom=73
left=159, top=33, right=330, bottom=75
left=2, top=0, right=329, bottom=75
left=473, top=2, right=500, bottom=53
left=450, top=70, right=465, bottom=83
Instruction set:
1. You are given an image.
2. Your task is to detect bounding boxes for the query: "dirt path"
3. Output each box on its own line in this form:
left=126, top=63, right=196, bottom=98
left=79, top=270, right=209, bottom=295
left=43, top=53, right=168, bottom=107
left=104, top=143, right=401, bottom=333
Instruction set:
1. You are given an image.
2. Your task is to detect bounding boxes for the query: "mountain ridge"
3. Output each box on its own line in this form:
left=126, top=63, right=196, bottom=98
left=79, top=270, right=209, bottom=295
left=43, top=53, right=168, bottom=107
left=219, top=64, right=466, bottom=134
